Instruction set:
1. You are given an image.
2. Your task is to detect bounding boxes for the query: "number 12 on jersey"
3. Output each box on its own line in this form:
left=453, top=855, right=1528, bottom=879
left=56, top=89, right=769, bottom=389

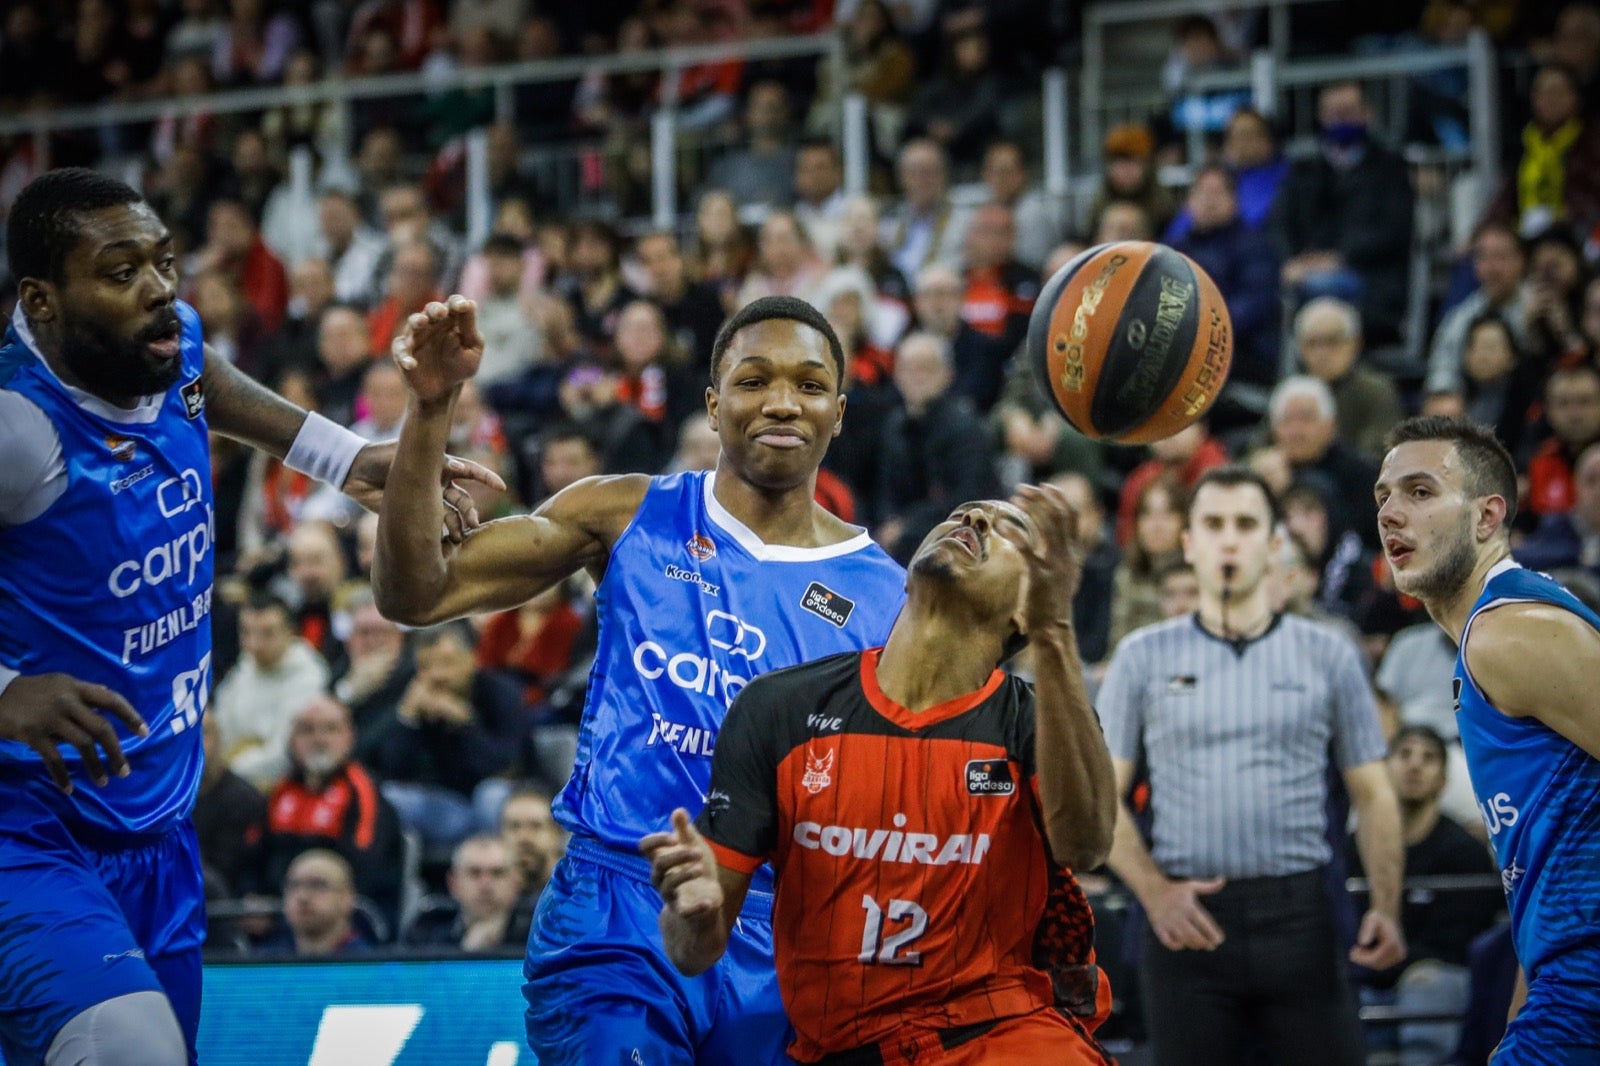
left=859, top=894, right=928, bottom=966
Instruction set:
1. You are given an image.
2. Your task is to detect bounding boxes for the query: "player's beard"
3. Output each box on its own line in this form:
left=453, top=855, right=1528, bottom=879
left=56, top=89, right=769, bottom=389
left=59, top=307, right=184, bottom=398
left=1404, top=511, right=1478, bottom=603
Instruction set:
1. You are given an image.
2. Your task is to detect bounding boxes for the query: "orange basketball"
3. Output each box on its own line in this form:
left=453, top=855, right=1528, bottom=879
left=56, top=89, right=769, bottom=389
left=1027, top=241, right=1233, bottom=444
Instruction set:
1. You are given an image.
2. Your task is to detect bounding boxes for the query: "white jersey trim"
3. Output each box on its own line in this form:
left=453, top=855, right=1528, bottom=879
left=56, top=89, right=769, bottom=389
left=10, top=304, right=166, bottom=425
left=702, top=470, right=876, bottom=562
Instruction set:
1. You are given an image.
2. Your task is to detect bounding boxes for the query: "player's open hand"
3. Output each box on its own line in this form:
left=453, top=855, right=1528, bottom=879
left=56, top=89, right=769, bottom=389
left=641, top=808, right=723, bottom=923
left=1006, top=482, right=1084, bottom=634
left=0, top=674, right=148, bottom=792
left=1349, top=907, right=1406, bottom=970
left=342, top=446, right=506, bottom=543
left=393, top=295, right=484, bottom=403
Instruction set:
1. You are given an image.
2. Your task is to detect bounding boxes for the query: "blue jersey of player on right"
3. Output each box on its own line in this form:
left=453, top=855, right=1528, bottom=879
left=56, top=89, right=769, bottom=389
left=1456, top=561, right=1600, bottom=1060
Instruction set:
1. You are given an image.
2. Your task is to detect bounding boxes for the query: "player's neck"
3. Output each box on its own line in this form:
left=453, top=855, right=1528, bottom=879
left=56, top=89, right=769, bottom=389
left=712, top=466, right=839, bottom=547
left=876, top=601, right=1004, bottom=712
left=29, top=324, right=145, bottom=410
left=1429, top=545, right=1513, bottom=645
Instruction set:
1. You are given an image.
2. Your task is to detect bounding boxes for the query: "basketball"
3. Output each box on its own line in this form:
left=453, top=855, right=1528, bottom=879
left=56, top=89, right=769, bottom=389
left=1027, top=241, right=1233, bottom=445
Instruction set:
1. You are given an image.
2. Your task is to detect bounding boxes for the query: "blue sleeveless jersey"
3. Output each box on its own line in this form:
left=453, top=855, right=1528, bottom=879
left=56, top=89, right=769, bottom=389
left=0, top=301, right=213, bottom=838
left=554, top=471, right=906, bottom=892
left=1456, top=561, right=1600, bottom=983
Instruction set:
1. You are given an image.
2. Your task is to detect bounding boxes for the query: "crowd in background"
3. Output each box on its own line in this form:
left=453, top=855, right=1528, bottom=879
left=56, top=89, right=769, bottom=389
left=8, top=0, right=1600, bottom=1057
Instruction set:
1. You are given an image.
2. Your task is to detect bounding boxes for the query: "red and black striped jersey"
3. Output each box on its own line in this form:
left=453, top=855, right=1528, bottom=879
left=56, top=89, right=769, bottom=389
left=697, top=647, right=1109, bottom=1062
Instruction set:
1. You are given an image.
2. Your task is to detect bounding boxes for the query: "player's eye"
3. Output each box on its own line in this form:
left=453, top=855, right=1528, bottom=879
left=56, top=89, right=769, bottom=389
left=159, top=255, right=176, bottom=272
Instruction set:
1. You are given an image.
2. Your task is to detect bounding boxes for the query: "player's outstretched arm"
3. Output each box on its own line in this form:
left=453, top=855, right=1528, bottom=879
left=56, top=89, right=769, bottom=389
left=1466, top=601, right=1600, bottom=761
left=375, top=297, right=648, bottom=626
left=641, top=809, right=751, bottom=977
left=1007, top=483, right=1117, bottom=870
left=201, top=341, right=503, bottom=537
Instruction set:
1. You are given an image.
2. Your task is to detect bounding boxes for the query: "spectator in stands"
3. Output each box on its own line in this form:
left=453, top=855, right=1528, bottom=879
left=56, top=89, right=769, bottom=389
left=706, top=80, right=798, bottom=210
left=1262, top=375, right=1382, bottom=551
left=192, top=272, right=266, bottom=378
left=913, top=262, right=1009, bottom=412
left=792, top=138, right=848, bottom=260
left=376, top=182, right=461, bottom=280
left=213, top=0, right=301, bottom=86
left=1519, top=225, right=1591, bottom=374
left=1425, top=221, right=1531, bottom=404
left=1094, top=199, right=1155, bottom=244
left=690, top=189, right=755, bottom=309
left=636, top=230, right=727, bottom=365
left=668, top=413, right=722, bottom=473
left=448, top=0, right=527, bottom=54
left=960, top=202, right=1038, bottom=355
left=736, top=210, right=827, bottom=306
left=1088, top=123, right=1176, bottom=240
left=612, top=299, right=703, bottom=441
left=1170, top=164, right=1282, bottom=385
left=266, top=257, right=336, bottom=372
left=472, top=234, right=542, bottom=387
left=814, top=265, right=895, bottom=388
left=1294, top=297, right=1404, bottom=461
left=214, top=593, right=331, bottom=791
left=262, top=50, right=349, bottom=165
left=367, top=241, right=444, bottom=358
left=1048, top=470, right=1119, bottom=666
left=881, top=138, right=972, bottom=282
left=1157, top=559, right=1201, bottom=619
left=1518, top=441, right=1600, bottom=577
left=553, top=361, right=661, bottom=476
left=195, top=713, right=267, bottom=900
left=533, top=424, right=604, bottom=502
left=1525, top=362, right=1600, bottom=516
left=367, top=621, right=531, bottom=851
left=1115, top=421, right=1228, bottom=547
left=1108, top=475, right=1186, bottom=651
left=0, top=2, right=68, bottom=109
left=807, top=0, right=914, bottom=145
left=873, top=331, right=997, bottom=561
left=1456, top=314, right=1542, bottom=447
left=1487, top=64, right=1600, bottom=242
left=351, top=361, right=408, bottom=442
left=558, top=220, right=638, bottom=349
left=1168, top=107, right=1288, bottom=241
left=336, top=590, right=414, bottom=739
left=408, top=834, right=529, bottom=950
left=311, top=304, right=373, bottom=428
left=278, top=521, right=352, bottom=666
left=189, top=196, right=289, bottom=335
left=1276, top=80, right=1414, bottom=342
left=222, top=128, right=281, bottom=224
left=354, top=127, right=404, bottom=212
left=1349, top=725, right=1504, bottom=1066
left=314, top=189, right=386, bottom=304
left=250, top=694, right=404, bottom=920
left=905, top=19, right=1003, bottom=166
left=980, top=140, right=1067, bottom=272
left=836, top=195, right=912, bottom=306
left=270, top=850, right=372, bottom=956
left=500, top=787, right=565, bottom=904
left=347, top=0, right=442, bottom=71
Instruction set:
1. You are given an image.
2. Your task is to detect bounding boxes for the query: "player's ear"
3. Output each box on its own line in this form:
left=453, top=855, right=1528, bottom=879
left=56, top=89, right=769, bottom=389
left=1479, top=493, right=1508, bottom=542
left=705, top=386, right=719, bottom=432
left=17, top=279, right=56, bottom=325
left=833, top=392, right=846, bottom=438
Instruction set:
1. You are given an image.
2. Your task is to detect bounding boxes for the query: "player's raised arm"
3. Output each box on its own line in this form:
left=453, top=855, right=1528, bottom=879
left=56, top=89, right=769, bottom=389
left=200, top=339, right=502, bottom=535
left=1007, top=483, right=1117, bottom=870
left=641, top=809, right=751, bottom=976
left=375, top=297, right=648, bottom=626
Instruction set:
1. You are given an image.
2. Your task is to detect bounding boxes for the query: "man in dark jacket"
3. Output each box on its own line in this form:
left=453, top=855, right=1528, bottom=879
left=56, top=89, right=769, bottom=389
left=1274, top=80, right=1414, bottom=343
left=873, top=331, right=998, bottom=562
left=1171, top=164, right=1282, bottom=386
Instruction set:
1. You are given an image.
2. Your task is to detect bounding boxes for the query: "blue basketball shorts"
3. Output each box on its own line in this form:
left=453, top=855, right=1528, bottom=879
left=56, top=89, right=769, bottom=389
left=0, top=791, right=205, bottom=1065
left=523, top=836, right=792, bottom=1066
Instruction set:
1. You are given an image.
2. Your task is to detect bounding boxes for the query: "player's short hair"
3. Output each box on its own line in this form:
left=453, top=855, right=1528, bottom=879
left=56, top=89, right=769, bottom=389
left=1390, top=723, right=1448, bottom=765
left=1384, top=416, right=1519, bottom=530
left=7, top=168, right=145, bottom=285
left=709, top=295, right=846, bottom=388
left=1189, top=464, right=1283, bottom=527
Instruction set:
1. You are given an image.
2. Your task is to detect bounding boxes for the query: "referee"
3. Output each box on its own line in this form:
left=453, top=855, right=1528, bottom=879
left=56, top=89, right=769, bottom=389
left=1098, top=466, right=1405, bottom=1066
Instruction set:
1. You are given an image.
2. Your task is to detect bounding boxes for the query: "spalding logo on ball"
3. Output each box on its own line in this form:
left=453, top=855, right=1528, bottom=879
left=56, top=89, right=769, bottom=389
left=1028, top=240, right=1233, bottom=444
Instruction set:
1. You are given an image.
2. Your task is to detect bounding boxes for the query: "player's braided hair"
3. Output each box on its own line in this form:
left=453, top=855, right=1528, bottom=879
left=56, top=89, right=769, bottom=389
left=7, top=168, right=144, bottom=285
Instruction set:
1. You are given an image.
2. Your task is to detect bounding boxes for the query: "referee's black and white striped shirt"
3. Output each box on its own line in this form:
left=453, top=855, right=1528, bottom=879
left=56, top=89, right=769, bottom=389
left=1097, top=612, right=1388, bottom=880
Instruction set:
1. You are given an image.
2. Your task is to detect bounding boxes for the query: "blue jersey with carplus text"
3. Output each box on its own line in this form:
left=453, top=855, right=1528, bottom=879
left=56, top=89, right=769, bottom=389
left=0, top=300, right=213, bottom=838
left=553, top=470, right=906, bottom=894
left=1456, top=561, right=1600, bottom=983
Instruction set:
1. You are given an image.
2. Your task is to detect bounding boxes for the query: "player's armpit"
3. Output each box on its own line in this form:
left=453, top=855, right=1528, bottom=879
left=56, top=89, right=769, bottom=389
left=1465, top=603, right=1600, bottom=760
left=374, top=473, right=648, bottom=626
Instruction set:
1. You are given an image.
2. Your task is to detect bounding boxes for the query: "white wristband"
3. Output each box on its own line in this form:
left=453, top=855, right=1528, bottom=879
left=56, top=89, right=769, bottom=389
left=0, top=663, right=17, bottom=699
left=284, top=411, right=369, bottom=490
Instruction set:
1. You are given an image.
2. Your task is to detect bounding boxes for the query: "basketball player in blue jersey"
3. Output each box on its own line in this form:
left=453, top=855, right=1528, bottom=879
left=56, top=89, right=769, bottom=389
left=375, top=292, right=908, bottom=1064
left=1376, top=416, right=1600, bottom=1063
left=0, top=169, right=499, bottom=1066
